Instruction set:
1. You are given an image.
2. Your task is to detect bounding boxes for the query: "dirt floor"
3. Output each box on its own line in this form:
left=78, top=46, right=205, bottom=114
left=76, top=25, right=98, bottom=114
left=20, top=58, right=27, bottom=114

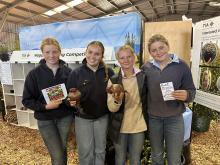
left=0, top=118, right=78, bottom=165
left=0, top=117, right=219, bottom=165
left=190, top=120, right=220, bottom=165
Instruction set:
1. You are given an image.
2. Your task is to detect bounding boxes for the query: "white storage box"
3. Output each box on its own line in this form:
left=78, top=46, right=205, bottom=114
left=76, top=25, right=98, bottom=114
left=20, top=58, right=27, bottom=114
left=16, top=110, right=29, bottom=127
left=29, top=111, right=38, bottom=129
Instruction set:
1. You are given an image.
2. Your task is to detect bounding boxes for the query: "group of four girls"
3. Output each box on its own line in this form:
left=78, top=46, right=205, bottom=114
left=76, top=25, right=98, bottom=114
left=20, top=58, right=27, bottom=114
left=22, top=34, right=195, bottom=165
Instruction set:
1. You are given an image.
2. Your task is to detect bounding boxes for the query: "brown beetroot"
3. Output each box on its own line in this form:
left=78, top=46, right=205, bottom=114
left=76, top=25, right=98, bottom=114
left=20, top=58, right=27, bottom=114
left=68, top=88, right=81, bottom=101
left=106, top=84, right=124, bottom=96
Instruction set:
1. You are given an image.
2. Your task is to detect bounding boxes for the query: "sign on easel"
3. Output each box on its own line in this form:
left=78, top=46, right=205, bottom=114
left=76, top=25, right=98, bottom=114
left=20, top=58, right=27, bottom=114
left=191, top=16, right=220, bottom=112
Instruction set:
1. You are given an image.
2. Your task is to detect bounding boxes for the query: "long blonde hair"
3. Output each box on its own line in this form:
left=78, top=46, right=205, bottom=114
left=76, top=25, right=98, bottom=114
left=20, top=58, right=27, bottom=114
left=40, top=37, right=61, bottom=52
left=86, top=41, right=109, bottom=81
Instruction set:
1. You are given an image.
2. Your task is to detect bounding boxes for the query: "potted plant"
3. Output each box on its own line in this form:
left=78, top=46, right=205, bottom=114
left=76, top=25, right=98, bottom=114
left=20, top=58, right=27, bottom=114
left=0, top=85, right=5, bottom=120
left=0, top=45, right=9, bottom=62
left=192, top=103, right=216, bottom=132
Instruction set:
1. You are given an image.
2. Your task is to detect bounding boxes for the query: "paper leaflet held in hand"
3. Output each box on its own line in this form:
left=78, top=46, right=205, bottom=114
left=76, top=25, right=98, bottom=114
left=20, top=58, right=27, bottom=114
left=42, top=83, right=67, bottom=104
left=160, top=82, right=175, bottom=101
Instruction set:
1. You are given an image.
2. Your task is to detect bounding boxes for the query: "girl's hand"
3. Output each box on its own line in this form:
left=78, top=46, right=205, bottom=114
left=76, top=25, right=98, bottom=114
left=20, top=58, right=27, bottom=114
left=172, top=90, right=188, bottom=101
left=69, top=100, right=77, bottom=107
left=112, top=91, right=124, bottom=104
left=45, top=100, right=62, bottom=110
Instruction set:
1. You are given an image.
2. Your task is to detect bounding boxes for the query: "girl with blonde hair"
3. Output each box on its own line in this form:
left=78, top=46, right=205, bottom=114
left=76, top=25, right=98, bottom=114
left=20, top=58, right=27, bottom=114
left=107, top=45, right=148, bottom=165
left=22, top=37, right=73, bottom=165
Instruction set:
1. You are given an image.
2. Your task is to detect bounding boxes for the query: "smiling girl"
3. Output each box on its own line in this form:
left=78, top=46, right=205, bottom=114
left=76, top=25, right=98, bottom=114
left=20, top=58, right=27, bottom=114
left=107, top=45, right=148, bottom=165
left=142, top=34, right=196, bottom=165
left=67, top=41, right=114, bottom=165
left=22, top=37, right=73, bottom=165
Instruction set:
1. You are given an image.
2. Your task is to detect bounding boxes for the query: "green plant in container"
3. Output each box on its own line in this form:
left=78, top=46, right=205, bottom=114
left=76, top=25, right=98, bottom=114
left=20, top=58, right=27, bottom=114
left=0, top=45, right=9, bottom=61
left=192, top=103, right=216, bottom=132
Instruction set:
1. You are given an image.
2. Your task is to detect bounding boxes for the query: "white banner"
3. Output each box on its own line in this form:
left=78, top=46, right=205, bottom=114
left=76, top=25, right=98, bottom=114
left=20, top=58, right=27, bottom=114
left=10, top=47, right=116, bottom=63
left=191, top=16, right=220, bottom=112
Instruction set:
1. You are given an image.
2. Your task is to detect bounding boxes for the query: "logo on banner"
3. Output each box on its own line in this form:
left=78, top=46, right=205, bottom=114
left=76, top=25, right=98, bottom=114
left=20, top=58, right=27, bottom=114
left=60, top=52, right=85, bottom=57
left=203, top=21, right=214, bottom=28
left=21, top=53, right=30, bottom=58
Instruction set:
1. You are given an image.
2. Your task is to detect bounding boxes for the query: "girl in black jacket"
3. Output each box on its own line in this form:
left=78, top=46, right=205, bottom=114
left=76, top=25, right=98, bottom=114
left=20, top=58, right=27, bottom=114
left=22, top=38, right=73, bottom=165
left=67, top=41, right=114, bottom=165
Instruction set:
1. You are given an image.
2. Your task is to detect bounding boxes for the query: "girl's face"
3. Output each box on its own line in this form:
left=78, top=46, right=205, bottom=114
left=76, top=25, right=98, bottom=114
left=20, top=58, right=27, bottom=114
left=149, top=41, right=170, bottom=63
left=117, top=49, right=135, bottom=70
left=86, top=44, right=103, bottom=67
left=42, top=44, right=60, bottom=65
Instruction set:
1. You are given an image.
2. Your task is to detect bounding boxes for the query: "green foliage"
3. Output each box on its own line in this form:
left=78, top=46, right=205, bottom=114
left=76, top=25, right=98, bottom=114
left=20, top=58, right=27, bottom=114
left=14, top=39, right=20, bottom=51
left=0, top=45, right=10, bottom=61
left=125, top=32, right=135, bottom=49
left=111, top=66, right=120, bottom=74
left=192, top=103, right=219, bottom=120
left=124, top=32, right=143, bottom=67
left=0, top=45, right=8, bottom=53
left=141, top=139, right=152, bottom=164
left=0, top=85, right=2, bottom=96
left=110, top=61, right=141, bottom=75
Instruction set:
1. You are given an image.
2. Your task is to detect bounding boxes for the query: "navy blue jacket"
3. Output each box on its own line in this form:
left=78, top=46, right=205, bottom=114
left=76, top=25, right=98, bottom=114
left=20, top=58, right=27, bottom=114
left=22, top=59, right=73, bottom=120
left=141, top=59, right=196, bottom=117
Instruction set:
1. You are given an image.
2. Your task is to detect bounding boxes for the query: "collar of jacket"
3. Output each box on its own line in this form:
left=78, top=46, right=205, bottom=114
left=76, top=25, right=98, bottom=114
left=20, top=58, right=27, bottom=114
left=39, top=59, right=67, bottom=70
left=149, top=53, right=180, bottom=69
left=120, top=67, right=141, bottom=78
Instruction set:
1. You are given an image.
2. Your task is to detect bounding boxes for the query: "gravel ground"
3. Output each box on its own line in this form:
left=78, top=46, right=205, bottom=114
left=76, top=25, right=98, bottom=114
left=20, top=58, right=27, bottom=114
left=0, top=117, right=219, bottom=165
left=190, top=120, right=220, bottom=165
left=0, top=118, right=78, bottom=165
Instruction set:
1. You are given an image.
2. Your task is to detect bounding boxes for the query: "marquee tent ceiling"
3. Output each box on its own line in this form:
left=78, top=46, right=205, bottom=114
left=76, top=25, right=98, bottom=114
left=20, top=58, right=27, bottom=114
left=0, top=0, right=220, bottom=26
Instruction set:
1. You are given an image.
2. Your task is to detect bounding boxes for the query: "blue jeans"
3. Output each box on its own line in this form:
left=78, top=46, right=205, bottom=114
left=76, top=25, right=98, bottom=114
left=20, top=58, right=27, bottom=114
left=148, top=114, right=184, bottom=165
left=37, top=115, right=73, bottom=165
left=114, top=132, right=145, bottom=165
left=75, top=114, right=109, bottom=165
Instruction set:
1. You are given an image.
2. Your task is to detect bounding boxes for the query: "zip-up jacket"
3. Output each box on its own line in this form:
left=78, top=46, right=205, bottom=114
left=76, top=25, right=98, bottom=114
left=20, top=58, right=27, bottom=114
left=22, top=59, right=73, bottom=120
left=66, top=59, right=114, bottom=119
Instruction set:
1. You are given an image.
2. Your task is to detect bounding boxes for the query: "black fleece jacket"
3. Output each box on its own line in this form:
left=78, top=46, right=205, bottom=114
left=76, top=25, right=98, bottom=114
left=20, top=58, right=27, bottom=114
left=22, top=59, right=73, bottom=120
left=66, top=59, right=114, bottom=119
